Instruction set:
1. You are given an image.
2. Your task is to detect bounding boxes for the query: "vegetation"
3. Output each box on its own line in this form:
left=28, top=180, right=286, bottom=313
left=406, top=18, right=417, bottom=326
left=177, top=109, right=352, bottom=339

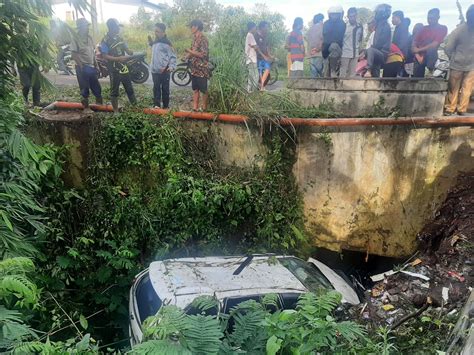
left=132, top=291, right=371, bottom=354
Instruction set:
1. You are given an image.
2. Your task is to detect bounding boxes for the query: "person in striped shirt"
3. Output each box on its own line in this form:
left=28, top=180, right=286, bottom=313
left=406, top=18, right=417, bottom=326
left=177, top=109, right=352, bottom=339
left=286, top=17, right=305, bottom=78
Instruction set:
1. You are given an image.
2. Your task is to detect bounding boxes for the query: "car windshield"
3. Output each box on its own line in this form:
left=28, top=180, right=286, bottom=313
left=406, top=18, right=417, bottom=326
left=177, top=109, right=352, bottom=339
left=279, top=257, right=333, bottom=292
left=136, top=273, right=162, bottom=323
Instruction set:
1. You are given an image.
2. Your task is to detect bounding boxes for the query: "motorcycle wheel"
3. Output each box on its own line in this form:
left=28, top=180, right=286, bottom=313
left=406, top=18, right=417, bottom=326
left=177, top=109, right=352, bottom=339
left=131, top=63, right=149, bottom=84
left=172, top=68, right=192, bottom=87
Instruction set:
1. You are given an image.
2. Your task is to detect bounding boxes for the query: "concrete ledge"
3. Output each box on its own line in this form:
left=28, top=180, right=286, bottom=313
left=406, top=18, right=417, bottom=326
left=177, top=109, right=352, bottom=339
left=288, top=77, right=448, bottom=92
left=288, top=78, right=448, bottom=117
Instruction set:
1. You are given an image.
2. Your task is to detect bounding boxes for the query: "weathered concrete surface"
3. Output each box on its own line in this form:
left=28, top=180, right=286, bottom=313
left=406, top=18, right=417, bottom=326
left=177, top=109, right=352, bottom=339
left=288, top=78, right=448, bottom=118
left=30, top=113, right=474, bottom=258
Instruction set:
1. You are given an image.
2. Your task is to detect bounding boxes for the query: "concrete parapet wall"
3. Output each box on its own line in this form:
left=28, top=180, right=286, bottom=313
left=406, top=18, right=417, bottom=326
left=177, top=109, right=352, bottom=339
left=288, top=78, right=448, bottom=117
left=29, top=114, right=473, bottom=258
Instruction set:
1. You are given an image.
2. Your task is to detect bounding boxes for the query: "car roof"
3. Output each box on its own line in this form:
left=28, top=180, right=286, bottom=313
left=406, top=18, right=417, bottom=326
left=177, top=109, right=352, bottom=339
left=148, top=255, right=308, bottom=308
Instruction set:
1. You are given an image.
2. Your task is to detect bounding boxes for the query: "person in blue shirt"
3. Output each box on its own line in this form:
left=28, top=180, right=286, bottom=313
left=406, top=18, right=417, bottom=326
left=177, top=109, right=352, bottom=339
left=99, top=18, right=136, bottom=113
left=150, top=23, right=176, bottom=109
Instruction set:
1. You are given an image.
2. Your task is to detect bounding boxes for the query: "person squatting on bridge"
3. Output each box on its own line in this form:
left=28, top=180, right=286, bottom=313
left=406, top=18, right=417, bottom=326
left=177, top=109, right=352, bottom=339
left=150, top=23, right=177, bottom=109
left=185, top=19, right=210, bottom=111
left=70, top=18, right=103, bottom=110
left=99, top=18, right=137, bottom=113
left=444, top=5, right=474, bottom=116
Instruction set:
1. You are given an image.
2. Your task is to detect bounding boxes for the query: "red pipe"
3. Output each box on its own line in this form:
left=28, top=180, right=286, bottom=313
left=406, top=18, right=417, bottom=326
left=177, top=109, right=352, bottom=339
left=44, top=101, right=474, bottom=127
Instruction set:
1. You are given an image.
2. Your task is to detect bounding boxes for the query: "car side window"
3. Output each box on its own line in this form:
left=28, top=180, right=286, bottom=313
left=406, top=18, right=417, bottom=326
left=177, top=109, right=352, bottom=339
left=136, top=273, right=162, bottom=323
left=280, top=257, right=333, bottom=292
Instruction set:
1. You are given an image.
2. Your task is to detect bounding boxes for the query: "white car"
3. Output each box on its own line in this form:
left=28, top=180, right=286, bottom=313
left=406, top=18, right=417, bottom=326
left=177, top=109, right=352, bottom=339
left=129, top=254, right=360, bottom=345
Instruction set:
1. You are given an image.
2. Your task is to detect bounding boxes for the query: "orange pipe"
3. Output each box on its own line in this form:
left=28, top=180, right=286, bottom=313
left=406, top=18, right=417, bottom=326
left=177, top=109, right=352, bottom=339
left=45, top=101, right=474, bottom=127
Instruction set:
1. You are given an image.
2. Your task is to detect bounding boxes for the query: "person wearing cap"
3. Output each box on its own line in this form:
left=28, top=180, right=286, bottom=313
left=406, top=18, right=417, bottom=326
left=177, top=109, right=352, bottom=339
left=364, top=4, right=392, bottom=78
left=150, top=23, right=176, bottom=109
left=71, top=18, right=103, bottom=109
left=184, top=19, right=209, bottom=111
left=322, top=6, right=346, bottom=77
left=99, top=18, right=136, bottom=113
left=306, top=14, right=325, bottom=78
left=444, top=5, right=474, bottom=116
left=286, top=17, right=305, bottom=78
left=340, top=7, right=363, bottom=77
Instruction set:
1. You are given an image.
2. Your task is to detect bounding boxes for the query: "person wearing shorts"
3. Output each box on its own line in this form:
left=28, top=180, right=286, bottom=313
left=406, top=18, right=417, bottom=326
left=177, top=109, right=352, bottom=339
left=185, top=19, right=209, bottom=111
left=254, top=21, right=273, bottom=90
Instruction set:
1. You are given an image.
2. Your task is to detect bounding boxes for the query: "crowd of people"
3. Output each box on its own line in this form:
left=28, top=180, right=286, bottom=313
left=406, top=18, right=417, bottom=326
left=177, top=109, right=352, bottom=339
left=244, top=3, right=474, bottom=115
left=18, top=3, right=473, bottom=116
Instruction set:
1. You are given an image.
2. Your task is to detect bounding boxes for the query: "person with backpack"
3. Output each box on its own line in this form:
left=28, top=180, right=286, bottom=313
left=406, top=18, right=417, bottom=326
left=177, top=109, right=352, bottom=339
left=150, top=23, right=176, bottom=109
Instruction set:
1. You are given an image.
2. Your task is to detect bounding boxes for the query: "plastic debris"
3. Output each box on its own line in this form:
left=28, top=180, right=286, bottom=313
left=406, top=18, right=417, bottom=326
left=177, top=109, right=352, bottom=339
left=442, top=287, right=449, bottom=303
left=382, top=304, right=395, bottom=311
left=400, top=270, right=430, bottom=281
left=447, top=271, right=465, bottom=282
left=411, top=258, right=423, bottom=267
left=370, top=269, right=398, bottom=282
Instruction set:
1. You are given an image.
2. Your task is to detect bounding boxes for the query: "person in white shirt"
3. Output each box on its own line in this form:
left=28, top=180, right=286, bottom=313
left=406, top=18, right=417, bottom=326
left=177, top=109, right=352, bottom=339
left=340, top=7, right=363, bottom=77
left=245, top=22, right=259, bottom=92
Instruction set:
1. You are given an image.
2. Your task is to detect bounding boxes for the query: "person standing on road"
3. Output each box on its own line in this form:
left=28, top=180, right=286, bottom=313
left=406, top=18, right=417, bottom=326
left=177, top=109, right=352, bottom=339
left=306, top=14, right=324, bottom=78
left=255, top=21, right=273, bottom=91
left=364, top=4, right=392, bottom=78
left=245, top=22, right=259, bottom=92
left=150, top=23, right=176, bottom=109
left=99, top=18, right=136, bottom=113
left=185, top=19, right=209, bottom=111
left=412, top=8, right=448, bottom=78
left=444, top=5, right=474, bottom=116
left=322, top=6, right=346, bottom=77
left=71, top=18, right=103, bottom=109
left=340, top=7, right=363, bottom=77
left=286, top=17, right=305, bottom=78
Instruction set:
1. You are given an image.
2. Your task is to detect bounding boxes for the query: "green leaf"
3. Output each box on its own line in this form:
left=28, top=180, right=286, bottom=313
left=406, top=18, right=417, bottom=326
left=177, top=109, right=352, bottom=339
left=79, top=314, right=88, bottom=330
left=266, top=335, right=282, bottom=355
left=1, top=210, right=14, bottom=231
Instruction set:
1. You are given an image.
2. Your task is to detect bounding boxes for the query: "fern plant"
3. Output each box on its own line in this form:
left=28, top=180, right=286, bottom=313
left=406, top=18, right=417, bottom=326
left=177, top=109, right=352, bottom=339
left=0, top=257, right=39, bottom=309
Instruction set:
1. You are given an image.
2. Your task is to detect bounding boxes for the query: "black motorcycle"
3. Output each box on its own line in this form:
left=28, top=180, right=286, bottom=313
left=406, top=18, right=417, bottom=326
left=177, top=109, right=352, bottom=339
left=171, top=58, right=217, bottom=87
left=96, top=51, right=149, bottom=84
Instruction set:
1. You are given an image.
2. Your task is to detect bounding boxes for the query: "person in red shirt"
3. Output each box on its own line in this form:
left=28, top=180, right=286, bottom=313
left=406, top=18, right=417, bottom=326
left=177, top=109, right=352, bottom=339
left=412, top=8, right=447, bottom=78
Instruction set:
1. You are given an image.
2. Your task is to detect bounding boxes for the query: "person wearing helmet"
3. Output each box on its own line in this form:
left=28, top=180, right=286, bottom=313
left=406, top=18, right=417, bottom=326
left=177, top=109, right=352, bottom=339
left=306, top=14, right=325, bottom=78
left=340, top=7, right=363, bottom=77
left=412, top=8, right=448, bottom=78
left=99, top=18, right=137, bottom=113
left=364, top=4, right=392, bottom=77
left=71, top=18, right=103, bottom=110
left=444, top=5, right=474, bottom=116
left=322, top=5, right=346, bottom=77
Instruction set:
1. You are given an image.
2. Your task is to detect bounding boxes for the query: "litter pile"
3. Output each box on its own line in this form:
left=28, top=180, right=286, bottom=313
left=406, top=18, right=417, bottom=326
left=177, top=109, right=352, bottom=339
left=355, top=171, right=473, bottom=350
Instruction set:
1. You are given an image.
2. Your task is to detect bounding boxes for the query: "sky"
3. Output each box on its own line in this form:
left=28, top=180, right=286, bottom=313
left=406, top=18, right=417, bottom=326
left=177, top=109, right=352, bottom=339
left=52, top=0, right=469, bottom=32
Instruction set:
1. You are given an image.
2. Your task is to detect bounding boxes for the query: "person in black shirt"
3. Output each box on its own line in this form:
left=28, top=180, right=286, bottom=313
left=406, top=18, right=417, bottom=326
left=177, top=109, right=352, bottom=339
left=322, top=6, right=346, bottom=77
left=99, top=18, right=136, bottom=113
left=392, top=11, right=410, bottom=57
left=365, top=4, right=392, bottom=77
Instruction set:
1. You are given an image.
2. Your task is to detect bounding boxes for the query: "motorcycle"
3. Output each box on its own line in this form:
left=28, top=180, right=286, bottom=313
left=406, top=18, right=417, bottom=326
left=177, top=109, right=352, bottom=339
left=59, top=44, right=75, bottom=75
left=96, top=50, right=150, bottom=84
left=171, top=58, right=217, bottom=87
